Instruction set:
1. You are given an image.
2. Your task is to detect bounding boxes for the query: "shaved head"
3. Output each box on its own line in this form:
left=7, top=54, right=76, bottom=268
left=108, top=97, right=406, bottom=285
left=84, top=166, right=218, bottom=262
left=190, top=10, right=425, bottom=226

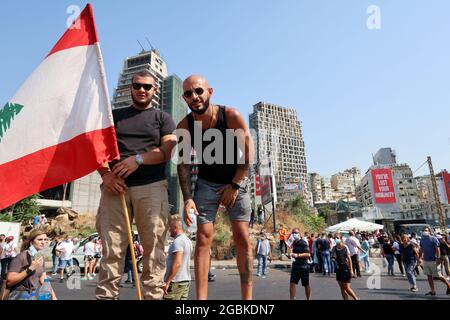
left=182, top=74, right=213, bottom=115
left=183, top=75, right=209, bottom=89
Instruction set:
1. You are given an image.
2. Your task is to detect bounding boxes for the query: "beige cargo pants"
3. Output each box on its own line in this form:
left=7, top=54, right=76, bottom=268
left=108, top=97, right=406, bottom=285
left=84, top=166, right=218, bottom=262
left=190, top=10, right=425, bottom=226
left=95, top=180, right=169, bottom=300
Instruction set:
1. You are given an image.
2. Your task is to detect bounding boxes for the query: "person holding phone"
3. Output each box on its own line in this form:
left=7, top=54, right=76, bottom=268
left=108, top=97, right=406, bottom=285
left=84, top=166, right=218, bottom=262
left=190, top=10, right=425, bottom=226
left=6, top=229, right=57, bottom=300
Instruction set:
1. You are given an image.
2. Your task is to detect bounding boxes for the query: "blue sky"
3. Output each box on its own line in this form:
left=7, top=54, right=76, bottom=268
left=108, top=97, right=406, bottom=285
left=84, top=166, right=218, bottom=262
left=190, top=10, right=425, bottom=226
left=1, top=1, right=449, bottom=177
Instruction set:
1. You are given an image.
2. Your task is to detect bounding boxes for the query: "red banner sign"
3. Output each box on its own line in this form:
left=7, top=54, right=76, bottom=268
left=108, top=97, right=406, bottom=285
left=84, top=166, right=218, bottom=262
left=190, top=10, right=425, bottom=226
left=371, top=168, right=396, bottom=204
left=255, top=174, right=261, bottom=196
left=441, top=171, right=450, bottom=204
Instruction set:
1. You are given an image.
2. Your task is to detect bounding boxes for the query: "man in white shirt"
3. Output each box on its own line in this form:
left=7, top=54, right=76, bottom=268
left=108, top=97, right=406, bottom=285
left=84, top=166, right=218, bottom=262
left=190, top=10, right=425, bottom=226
left=345, top=231, right=365, bottom=277
left=56, top=234, right=75, bottom=283
left=163, top=215, right=193, bottom=300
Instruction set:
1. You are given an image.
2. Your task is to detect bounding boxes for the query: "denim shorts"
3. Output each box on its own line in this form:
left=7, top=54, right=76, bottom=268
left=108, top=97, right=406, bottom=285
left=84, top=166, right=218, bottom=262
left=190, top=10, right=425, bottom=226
left=193, top=178, right=252, bottom=224
left=59, top=259, right=73, bottom=268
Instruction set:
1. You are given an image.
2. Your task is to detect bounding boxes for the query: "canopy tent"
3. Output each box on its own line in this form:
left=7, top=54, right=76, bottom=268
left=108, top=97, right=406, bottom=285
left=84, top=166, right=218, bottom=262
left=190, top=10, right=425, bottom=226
left=325, top=218, right=384, bottom=233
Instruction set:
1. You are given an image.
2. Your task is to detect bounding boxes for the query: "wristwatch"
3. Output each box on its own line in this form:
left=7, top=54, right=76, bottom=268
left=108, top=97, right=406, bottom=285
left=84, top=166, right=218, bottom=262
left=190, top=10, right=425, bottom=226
left=231, top=182, right=241, bottom=190
left=25, top=267, right=34, bottom=275
left=135, top=154, right=144, bottom=165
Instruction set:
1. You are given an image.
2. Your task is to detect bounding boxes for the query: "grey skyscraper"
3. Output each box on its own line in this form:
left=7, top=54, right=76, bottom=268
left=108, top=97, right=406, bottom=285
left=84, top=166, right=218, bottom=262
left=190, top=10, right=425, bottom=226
left=162, top=75, right=188, bottom=214
left=112, top=49, right=168, bottom=110
left=249, top=102, right=309, bottom=204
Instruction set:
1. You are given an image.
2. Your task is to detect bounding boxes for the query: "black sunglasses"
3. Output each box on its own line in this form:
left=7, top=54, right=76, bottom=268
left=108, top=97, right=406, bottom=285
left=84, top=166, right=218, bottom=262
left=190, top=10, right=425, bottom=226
left=183, top=87, right=204, bottom=98
left=132, top=83, right=154, bottom=91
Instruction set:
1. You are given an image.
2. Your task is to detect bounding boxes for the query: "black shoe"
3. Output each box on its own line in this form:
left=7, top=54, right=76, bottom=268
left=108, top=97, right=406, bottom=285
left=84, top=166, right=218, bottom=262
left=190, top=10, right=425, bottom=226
left=425, top=291, right=436, bottom=296
left=446, top=287, right=450, bottom=295
left=125, top=280, right=131, bottom=283
left=208, top=274, right=216, bottom=282
left=59, top=278, right=64, bottom=283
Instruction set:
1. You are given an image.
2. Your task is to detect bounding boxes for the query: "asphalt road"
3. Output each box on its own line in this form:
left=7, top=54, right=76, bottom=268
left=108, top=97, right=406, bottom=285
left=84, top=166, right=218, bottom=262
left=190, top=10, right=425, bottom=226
left=49, top=260, right=450, bottom=300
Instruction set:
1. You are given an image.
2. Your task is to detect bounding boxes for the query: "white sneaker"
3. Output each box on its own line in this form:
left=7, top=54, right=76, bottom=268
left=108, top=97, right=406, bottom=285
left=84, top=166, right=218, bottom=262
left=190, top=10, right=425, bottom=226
left=88, top=276, right=94, bottom=280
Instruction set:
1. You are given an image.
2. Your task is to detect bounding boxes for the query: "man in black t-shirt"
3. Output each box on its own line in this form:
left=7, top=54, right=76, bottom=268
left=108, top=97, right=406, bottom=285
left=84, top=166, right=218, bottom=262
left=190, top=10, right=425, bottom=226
left=289, top=228, right=312, bottom=300
left=95, top=70, right=177, bottom=300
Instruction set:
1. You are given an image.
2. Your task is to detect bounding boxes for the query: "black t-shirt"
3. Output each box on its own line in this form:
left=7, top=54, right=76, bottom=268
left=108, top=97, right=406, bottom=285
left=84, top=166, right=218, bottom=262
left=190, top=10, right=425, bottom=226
left=382, top=243, right=395, bottom=255
left=292, top=239, right=310, bottom=267
left=112, top=106, right=176, bottom=186
left=332, top=245, right=350, bottom=267
left=399, top=243, right=417, bottom=263
left=439, top=241, right=449, bottom=256
left=317, top=238, right=330, bottom=252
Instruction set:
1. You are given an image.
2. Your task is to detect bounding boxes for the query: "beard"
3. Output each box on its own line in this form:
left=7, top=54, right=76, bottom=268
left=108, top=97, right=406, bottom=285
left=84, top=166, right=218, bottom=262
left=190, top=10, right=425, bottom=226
left=189, top=97, right=210, bottom=115
left=132, top=95, right=152, bottom=109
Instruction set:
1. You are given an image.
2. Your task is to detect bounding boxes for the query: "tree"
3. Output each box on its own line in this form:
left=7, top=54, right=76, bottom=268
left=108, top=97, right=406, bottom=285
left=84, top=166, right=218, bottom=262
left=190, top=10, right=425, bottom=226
left=288, top=196, right=325, bottom=233
left=0, top=194, right=42, bottom=224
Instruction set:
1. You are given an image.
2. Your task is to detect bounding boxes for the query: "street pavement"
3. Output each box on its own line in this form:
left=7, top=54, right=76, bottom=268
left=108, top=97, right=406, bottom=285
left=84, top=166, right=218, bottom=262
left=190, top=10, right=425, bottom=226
left=48, top=258, right=450, bottom=300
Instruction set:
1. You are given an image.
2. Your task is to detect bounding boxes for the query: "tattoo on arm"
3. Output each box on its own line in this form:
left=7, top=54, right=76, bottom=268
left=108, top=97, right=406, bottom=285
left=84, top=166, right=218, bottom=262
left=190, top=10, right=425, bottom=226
left=178, top=164, right=192, bottom=201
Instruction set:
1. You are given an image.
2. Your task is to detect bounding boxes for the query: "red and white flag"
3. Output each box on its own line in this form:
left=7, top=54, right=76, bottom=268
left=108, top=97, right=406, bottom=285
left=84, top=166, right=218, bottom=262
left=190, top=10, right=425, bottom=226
left=0, top=4, right=119, bottom=210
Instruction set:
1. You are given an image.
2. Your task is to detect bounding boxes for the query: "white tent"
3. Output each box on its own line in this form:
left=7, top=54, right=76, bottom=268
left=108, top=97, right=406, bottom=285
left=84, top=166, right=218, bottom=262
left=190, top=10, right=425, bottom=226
left=325, top=218, right=384, bottom=233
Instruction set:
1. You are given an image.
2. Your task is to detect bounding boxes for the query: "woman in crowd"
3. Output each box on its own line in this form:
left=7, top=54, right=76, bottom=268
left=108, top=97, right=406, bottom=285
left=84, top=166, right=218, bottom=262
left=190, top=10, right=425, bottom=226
left=91, top=238, right=102, bottom=276
left=381, top=238, right=395, bottom=276
left=331, top=234, right=360, bottom=300
left=6, top=229, right=57, bottom=300
left=393, top=234, right=405, bottom=277
left=436, top=235, right=450, bottom=279
left=399, top=234, right=419, bottom=292
left=360, top=234, right=371, bottom=273
left=1, top=236, right=17, bottom=283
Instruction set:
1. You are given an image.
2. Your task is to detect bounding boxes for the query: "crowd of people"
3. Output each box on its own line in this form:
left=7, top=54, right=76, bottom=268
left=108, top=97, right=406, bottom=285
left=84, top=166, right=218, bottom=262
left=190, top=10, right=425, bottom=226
left=277, top=225, right=450, bottom=299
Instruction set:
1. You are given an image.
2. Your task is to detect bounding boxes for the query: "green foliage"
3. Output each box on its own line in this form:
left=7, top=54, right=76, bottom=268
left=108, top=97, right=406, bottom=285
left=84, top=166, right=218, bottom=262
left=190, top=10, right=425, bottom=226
left=214, top=229, right=231, bottom=243
left=0, top=194, right=42, bottom=224
left=288, top=196, right=325, bottom=233
left=318, top=206, right=335, bottom=219
left=0, top=102, right=24, bottom=142
left=69, top=226, right=97, bottom=238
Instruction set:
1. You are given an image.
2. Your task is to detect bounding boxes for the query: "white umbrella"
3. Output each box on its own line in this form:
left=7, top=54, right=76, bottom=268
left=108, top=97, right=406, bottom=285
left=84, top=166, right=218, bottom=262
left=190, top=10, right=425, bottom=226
left=326, top=218, right=384, bottom=233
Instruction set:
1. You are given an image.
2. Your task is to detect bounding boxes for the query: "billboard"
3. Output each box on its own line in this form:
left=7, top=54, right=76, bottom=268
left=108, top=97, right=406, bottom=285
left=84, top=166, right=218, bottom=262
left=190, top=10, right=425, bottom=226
left=441, top=171, right=450, bottom=204
left=371, top=168, right=396, bottom=204
left=261, top=174, right=272, bottom=205
left=255, top=174, right=261, bottom=196
left=284, top=183, right=299, bottom=191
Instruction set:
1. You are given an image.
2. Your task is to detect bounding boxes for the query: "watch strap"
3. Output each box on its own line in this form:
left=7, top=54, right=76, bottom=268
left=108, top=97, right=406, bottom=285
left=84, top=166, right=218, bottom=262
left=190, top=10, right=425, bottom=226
left=231, top=182, right=240, bottom=190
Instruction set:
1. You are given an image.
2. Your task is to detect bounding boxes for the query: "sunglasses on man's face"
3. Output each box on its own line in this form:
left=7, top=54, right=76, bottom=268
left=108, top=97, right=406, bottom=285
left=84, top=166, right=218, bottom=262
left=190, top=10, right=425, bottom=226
left=132, top=83, right=154, bottom=91
left=183, top=87, right=205, bottom=98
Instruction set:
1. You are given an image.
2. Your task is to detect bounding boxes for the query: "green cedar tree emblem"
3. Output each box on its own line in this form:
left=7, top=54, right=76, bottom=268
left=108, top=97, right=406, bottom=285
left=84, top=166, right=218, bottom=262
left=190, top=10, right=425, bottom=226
left=0, top=102, right=24, bottom=142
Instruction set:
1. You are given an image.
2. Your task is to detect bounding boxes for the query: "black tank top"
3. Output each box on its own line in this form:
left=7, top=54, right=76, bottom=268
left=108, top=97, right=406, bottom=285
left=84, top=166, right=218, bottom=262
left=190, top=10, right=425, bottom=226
left=187, top=105, right=238, bottom=184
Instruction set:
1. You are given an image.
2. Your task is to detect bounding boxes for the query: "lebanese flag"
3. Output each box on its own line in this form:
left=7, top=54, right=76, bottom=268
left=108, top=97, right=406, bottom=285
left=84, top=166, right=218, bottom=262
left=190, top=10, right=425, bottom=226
left=0, top=4, right=119, bottom=210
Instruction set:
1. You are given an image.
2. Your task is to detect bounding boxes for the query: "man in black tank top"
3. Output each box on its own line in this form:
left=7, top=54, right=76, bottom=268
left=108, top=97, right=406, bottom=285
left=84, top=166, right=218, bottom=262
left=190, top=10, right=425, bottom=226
left=176, top=75, right=254, bottom=300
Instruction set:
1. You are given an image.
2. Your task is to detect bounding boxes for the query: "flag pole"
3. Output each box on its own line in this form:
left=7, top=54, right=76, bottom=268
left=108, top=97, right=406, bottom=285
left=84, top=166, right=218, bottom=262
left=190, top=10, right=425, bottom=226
left=119, top=194, right=143, bottom=300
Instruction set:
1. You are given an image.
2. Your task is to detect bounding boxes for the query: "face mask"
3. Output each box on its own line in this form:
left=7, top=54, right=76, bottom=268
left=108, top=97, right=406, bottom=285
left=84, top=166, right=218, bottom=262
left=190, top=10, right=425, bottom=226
left=422, top=231, right=430, bottom=237
left=292, top=233, right=299, bottom=240
left=335, top=239, right=341, bottom=245
left=28, top=245, right=38, bottom=257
